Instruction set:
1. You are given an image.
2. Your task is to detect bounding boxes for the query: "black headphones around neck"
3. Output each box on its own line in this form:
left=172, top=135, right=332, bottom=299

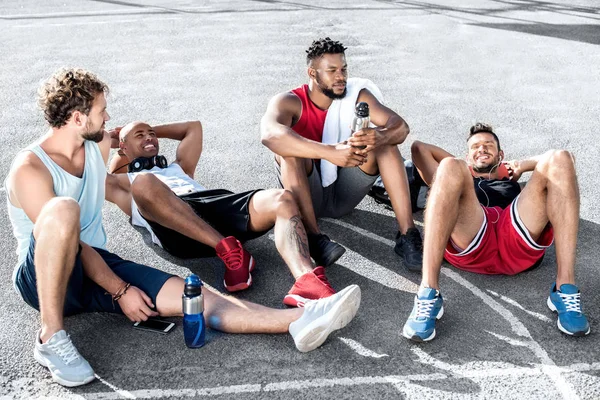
left=128, top=155, right=168, bottom=173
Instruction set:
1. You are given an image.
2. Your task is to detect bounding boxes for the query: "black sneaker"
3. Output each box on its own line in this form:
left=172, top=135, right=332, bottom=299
left=308, top=233, right=346, bottom=267
left=394, top=228, right=423, bottom=272
left=405, top=160, right=425, bottom=213
left=367, top=177, right=392, bottom=208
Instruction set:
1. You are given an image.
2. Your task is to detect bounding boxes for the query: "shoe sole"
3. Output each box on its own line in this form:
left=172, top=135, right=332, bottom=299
left=294, top=285, right=361, bottom=353
left=319, top=246, right=346, bottom=268
left=224, top=256, right=254, bottom=292
left=224, top=273, right=252, bottom=292
left=394, top=246, right=422, bottom=272
left=402, top=305, right=444, bottom=342
left=546, top=297, right=590, bottom=337
left=283, top=294, right=308, bottom=308
left=34, top=349, right=95, bottom=387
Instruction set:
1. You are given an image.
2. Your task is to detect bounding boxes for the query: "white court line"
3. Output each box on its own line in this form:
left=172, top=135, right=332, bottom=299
left=95, top=374, right=136, bottom=399
left=339, top=337, right=389, bottom=358
left=487, top=289, right=553, bottom=323
left=41, top=361, right=600, bottom=400
left=74, top=374, right=447, bottom=399
left=12, top=16, right=183, bottom=28
left=441, top=269, right=579, bottom=400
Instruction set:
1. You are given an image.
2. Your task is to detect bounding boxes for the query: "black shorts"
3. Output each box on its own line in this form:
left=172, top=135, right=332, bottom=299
left=14, top=233, right=174, bottom=316
left=143, top=189, right=270, bottom=259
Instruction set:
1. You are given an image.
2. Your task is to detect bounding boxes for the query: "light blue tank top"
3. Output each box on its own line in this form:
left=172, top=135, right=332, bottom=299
left=6, top=140, right=107, bottom=276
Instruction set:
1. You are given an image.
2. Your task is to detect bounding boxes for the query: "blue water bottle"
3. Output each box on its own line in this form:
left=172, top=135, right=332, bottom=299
left=182, top=274, right=206, bottom=348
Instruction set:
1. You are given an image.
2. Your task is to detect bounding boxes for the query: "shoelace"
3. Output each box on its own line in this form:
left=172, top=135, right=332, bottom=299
left=221, top=247, right=243, bottom=270
left=314, top=269, right=334, bottom=291
left=558, top=291, right=582, bottom=313
left=414, top=297, right=438, bottom=319
left=49, top=336, right=80, bottom=365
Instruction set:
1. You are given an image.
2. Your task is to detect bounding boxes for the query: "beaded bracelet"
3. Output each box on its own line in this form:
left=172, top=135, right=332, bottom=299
left=106, top=282, right=131, bottom=309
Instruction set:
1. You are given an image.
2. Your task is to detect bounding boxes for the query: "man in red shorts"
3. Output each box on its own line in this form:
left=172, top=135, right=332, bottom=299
left=402, top=123, right=590, bottom=341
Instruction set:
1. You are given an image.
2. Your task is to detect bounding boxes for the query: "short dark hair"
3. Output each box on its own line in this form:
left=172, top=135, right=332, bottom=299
left=306, top=37, right=347, bottom=64
left=38, top=68, right=108, bottom=128
left=468, top=122, right=501, bottom=151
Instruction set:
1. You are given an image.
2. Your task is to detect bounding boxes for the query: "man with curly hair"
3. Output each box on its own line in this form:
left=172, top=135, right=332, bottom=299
left=261, top=37, right=423, bottom=273
left=5, top=68, right=362, bottom=387
left=402, top=123, right=590, bottom=342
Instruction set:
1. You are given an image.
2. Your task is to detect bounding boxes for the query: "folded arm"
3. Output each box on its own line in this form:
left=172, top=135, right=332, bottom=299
left=347, top=89, right=410, bottom=151
left=153, top=120, right=203, bottom=178
left=410, top=141, right=454, bottom=186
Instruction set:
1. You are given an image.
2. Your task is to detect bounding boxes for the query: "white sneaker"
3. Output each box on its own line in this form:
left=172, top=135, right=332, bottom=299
left=289, top=285, right=361, bottom=352
left=34, top=330, right=95, bottom=387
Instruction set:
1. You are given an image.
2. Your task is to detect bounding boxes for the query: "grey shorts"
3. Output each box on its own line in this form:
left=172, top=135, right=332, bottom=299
left=276, top=160, right=378, bottom=218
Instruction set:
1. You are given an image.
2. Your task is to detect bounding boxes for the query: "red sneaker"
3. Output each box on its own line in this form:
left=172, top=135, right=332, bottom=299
left=216, top=236, right=255, bottom=292
left=283, top=266, right=336, bottom=307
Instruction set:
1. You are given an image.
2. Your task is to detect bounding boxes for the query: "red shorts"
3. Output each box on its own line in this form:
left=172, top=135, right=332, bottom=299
left=444, top=195, right=554, bottom=275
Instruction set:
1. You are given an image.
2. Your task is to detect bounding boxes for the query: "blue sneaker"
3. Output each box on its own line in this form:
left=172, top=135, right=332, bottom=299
left=402, top=287, right=444, bottom=342
left=547, top=283, right=590, bottom=337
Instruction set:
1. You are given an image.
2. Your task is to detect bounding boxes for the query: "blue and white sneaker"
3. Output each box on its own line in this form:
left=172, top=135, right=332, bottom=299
left=402, top=287, right=444, bottom=342
left=547, top=283, right=590, bottom=337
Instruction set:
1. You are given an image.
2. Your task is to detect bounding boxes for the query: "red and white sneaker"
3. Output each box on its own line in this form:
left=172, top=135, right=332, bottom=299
left=283, top=266, right=336, bottom=307
left=216, top=236, right=255, bottom=292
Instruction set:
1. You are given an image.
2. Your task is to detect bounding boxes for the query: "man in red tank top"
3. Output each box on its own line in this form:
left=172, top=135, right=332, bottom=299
left=261, top=37, right=423, bottom=273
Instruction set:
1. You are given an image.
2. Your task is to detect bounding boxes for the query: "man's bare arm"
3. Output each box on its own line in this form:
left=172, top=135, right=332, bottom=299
left=504, top=153, right=546, bottom=182
left=80, top=243, right=158, bottom=322
left=410, top=141, right=454, bottom=186
left=105, top=173, right=132, bottom=216
left=260, top=92, right=335, bottom=159
left=347, top=89, right=410, bottom=150
left=8, top=153, right=56, bottom=224
left=153, top=121, right=203, bottom=178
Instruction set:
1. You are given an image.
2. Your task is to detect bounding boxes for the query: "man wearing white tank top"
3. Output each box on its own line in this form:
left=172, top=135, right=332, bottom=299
left=5, top=68, right=362, bottom=387
left=107, top=120, right=344, bottom=308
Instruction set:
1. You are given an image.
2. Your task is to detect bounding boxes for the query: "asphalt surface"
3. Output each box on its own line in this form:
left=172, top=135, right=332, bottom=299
left=1, top=1, right=600, bottom=399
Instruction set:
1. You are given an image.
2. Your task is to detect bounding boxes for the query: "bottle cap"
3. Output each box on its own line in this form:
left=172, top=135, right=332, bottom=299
left=355, top=102, right=369, bottom=117
left=184, top=274, right=203, bottom=296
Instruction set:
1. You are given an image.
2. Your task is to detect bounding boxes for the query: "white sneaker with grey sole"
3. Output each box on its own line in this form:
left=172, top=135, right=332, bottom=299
left=289, top=284, right=361, bottom=352
left=34, top=330, right=95, bottom=387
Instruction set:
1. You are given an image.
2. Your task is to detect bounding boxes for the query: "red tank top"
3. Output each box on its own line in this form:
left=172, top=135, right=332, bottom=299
left=290, top=84, right=327, bottom=142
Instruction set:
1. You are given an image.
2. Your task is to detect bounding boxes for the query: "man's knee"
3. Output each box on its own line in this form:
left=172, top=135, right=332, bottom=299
left=278, top=155, right=312, bottom=174
left=540, top=149, right=576, bottom=174
left=131, top=173, right=161, bottom=203
left=432, top=158, right=470, bottom=188
left=411, top=140, right=425, bottom=157
left=271, top=189, right=300, bottom=214
left=35, top=197, right=80, bottom=239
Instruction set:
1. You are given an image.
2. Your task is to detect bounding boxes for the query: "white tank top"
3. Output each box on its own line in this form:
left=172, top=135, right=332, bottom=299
left=127, top=163, right=206, bottom=247
left=5, top=140, right=108, bottom=285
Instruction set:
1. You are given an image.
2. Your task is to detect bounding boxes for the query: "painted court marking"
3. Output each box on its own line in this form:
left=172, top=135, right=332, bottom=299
left=487, top=289, right=553, bottom=323
left=325, top=218, right=580, bottom=400
left=338, top=337, right=389, bottom=358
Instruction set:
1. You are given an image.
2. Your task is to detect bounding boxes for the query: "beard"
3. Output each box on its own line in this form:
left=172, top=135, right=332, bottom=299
left=316, top=73, right=346, bottom=99
left=472, top=156, right=500, bottom=174
left=81, top=122, right=104, bottom=143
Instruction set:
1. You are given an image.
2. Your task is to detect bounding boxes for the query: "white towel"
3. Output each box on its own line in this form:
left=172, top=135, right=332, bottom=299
left=320, top=77, right=384, bottom=187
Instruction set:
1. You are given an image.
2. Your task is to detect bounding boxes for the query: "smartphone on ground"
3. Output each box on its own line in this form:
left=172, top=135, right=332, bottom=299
left=133, top=318, right=175, bottom=334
